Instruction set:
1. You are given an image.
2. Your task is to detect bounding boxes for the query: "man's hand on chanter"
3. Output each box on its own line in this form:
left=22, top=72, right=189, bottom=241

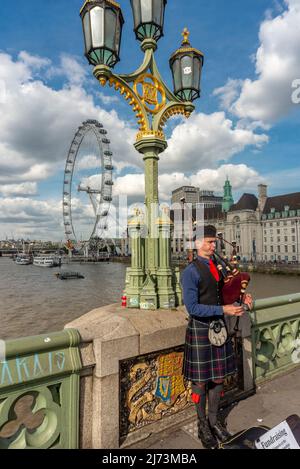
left=223, top=305, right=244, bottom=316
left=243, top=293, right=253, bottom=310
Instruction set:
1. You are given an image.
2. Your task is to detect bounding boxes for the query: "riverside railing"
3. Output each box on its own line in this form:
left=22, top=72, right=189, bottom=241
left=0, top=329, right=82, bottom=449
left=251, top=293, right=300, bottom=382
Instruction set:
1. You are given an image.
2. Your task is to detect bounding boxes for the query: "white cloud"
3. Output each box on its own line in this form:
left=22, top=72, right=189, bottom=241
left=47, top=54, right=88, bottom=85
left=0, top=182, right=37, bottom=197
left=213, top=79, right=244, bottom=111
left=162, top=112, right=268, bottom=172
left=215, top=0, right=300, bottom=125
left=97, top=92, right=120, bottom=106
left=111, top=164, right=264, bottom=202
left=114, top=173, right=145, bottom=198
left=0, top=197, right=61, bottom=239
left=0, top=52, right=138, bottom=189
left=18, top=51, right=51, bottom=70
left=189, top=164, right=265, bottom=193
left=0, top=161, right=265, bottom=240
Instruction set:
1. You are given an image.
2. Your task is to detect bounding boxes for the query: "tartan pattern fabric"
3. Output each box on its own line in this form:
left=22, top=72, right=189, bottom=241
left=183, top=317, right=237, bottom=383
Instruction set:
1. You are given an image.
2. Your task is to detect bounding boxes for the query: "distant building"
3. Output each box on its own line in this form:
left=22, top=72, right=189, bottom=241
left=171, top=186, right=200, bottom=205
left=199, top=190, right=223, bottom=209
left=225, top=193, right=260, bottom=261
left=171, top=180, right=300, bottom=263
left=261, top=191, right=300, bottom=263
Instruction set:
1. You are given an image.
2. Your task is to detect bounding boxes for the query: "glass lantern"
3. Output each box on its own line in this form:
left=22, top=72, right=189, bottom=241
left=80, top=0, right=124, bottom=67
left=130, top=0, right=167, bottom=42
left=170, top=29, right=204, bottom=102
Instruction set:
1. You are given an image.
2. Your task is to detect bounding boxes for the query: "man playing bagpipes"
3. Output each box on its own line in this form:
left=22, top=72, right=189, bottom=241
left=181, top=225, right=253, bottom=449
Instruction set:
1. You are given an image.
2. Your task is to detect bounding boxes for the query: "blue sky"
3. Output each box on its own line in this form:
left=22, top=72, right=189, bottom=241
left=0, top=0, right=299, bottom=240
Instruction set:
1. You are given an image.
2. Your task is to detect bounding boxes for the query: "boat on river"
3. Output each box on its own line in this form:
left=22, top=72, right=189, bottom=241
left=55, top=271, right=85, bottom=280
left=33, top=255, right=61, bottom=267
left=15, top=254, right=32, bottom=265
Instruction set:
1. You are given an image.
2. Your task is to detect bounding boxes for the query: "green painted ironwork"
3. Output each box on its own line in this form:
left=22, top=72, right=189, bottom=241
left=251, top=293, right=300, bottom=382
left=0, top=329, right=82, bottom=449
left=91, top=32, right=196, bottom=310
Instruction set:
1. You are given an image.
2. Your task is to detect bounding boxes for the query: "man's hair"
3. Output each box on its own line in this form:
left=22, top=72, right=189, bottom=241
left=203, top=225, right=217, bottom=238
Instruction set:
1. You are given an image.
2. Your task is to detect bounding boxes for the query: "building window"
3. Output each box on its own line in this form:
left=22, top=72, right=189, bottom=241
left=270, top=222, right=273, bottom=227
left=271, top=237, right=273, bottom=242
left=285, top=245, right=288, bottom=253
left=264, top=230, right=267, bottom=235
left=277, top=246, right=281, bottom=253
left=277, top=229, right=280, bottom=234
left=264, top=246, right=267, bottom=252
left=293, top=256, right=297, bottom=261
left=292, top=236, right=295, bottom=242
left=277, top=222, right=280, bottom=226
left=271, top=246, right=274, bottom=253
left=264, top=237, right=267, bottom=243
left=293, top=245, right=296, bottom=253
left=284, top=236, right=288, bottom=242
left=277, top=237, right=280, bottom=242
left=284, top=221, right=287, bottom=226
left=292, top=228, right=295, bottom=234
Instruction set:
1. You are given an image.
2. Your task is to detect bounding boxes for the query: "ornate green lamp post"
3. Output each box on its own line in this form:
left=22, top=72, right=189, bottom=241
left=80, top=0, right=204, bottom=310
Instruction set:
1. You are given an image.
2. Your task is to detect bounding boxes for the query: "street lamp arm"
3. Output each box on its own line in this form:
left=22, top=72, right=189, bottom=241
left=93, top=65, right=150, bottom=134
left=153, top=101, right=195, bottom=134
left=151, top=55, right=178, bottom=103
left=119, top=49, right=153, bottom=83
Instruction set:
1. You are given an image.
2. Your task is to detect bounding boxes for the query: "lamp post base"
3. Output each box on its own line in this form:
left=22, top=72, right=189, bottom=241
left=139, top=272, right=158, bottom=310
left=125, top=267, right=145, bottom=309
left=156, top=269, right=176, bottom=309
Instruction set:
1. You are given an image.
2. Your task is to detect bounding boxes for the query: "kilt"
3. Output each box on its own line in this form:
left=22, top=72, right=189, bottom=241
left=183, top=316, right=237, bottom=383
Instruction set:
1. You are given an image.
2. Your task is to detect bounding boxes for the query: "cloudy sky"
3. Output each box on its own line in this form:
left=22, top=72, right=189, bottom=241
left=0, top=0, right=300, bottom=240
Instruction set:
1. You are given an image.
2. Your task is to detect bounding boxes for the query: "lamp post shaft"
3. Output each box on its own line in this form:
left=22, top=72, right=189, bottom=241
left=80, top=0, right=203, bottom=310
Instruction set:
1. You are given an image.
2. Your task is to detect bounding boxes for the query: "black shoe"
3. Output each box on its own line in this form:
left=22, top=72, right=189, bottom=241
left=198, top=419, right=218, bottom=449
left=209, top=420, right=232, bottom=443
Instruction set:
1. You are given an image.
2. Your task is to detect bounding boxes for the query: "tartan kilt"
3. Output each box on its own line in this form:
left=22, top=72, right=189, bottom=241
left=183, top=317, right=237, bottom=383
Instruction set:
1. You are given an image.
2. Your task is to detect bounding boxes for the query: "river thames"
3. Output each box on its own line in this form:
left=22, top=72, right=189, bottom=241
left=0, top=257, right=299, bottom=340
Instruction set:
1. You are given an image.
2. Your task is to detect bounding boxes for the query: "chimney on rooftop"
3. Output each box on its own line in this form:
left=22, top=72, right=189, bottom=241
left=258, top=184, right=268, bottom=212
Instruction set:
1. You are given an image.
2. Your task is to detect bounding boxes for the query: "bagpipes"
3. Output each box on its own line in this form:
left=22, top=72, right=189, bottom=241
left=213, top=235, right=251, bottom=333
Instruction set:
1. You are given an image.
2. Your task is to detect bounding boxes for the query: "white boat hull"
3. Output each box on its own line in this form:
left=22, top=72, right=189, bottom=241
left=33, top=257, right=61, bottom=267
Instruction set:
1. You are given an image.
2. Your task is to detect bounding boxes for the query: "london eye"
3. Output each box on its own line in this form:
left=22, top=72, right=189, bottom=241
left=62, top=119, right=114, bottom=252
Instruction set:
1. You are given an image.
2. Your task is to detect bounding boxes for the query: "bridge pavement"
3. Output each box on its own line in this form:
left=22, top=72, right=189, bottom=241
left=127, top=367, right=300, bottom=449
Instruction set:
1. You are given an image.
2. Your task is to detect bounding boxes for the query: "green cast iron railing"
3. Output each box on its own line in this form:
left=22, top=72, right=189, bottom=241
left=0, top=329, right=82, bottom=449
left=251, top=293, right=300, bottom=382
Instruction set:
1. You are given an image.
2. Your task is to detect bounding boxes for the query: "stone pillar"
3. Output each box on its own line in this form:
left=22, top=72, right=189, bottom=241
left=156, top=212, right=176, bottom=309
left=125, top=213, right=145, bottom=308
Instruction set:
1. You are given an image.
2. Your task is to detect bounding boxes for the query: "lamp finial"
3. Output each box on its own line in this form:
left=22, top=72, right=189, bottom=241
left=181, top=28, right=190, bottom=46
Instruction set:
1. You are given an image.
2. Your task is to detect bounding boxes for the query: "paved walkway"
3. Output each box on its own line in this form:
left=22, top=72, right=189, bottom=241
left=129, top=367, right=300, bottom=449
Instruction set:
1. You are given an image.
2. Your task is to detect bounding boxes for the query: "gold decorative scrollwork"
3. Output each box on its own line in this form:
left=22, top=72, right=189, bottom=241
left=136, top=130, right=165, bottom=141
left=98, top=75, right=148, bottom=133
left=134, top=74, right=166, bottom=115
left=158, top=105, right=191, bottom=134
